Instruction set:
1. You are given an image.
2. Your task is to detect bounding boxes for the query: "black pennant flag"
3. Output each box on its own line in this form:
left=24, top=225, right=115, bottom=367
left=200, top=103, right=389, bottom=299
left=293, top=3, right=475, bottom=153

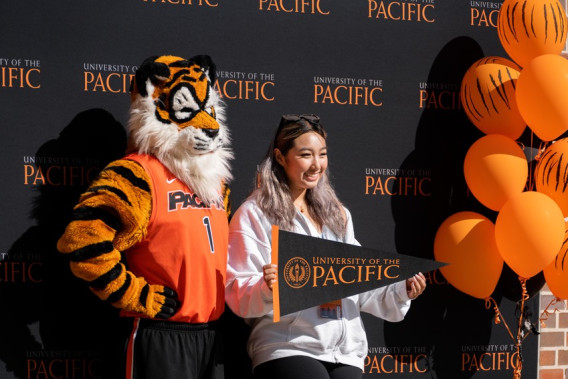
left=270, top=226, right=447, bottom=322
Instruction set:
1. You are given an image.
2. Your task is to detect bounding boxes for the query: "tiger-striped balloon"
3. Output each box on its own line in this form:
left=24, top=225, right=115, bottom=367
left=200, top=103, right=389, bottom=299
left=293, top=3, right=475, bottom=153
left=498, top=0, right=568, bottom=68
left=460, top=56, right=526, bottom=139
left=534, top=137, right=568, bottom=215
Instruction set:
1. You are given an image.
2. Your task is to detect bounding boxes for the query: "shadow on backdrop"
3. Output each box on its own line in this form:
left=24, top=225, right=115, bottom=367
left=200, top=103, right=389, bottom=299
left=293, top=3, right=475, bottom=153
left=382, top=36, right=540, bottom=379
left=0, top=108, right=127, bottom=378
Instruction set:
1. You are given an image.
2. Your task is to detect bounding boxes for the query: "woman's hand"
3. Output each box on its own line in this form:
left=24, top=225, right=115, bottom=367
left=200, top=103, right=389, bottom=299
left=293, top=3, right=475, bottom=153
left=263, top=264, right=278, bottom=291
left=406, top=272, right=427, bottom=299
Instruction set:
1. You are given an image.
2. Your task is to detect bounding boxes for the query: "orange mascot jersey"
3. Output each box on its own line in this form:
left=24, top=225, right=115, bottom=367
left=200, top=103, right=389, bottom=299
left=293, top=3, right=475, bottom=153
left=120, top=154, right=228, bottom=323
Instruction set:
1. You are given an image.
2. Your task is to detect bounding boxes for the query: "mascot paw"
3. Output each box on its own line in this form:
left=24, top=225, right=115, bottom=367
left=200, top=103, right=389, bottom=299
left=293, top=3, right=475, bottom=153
left=148, top=284, right=180, bottom=319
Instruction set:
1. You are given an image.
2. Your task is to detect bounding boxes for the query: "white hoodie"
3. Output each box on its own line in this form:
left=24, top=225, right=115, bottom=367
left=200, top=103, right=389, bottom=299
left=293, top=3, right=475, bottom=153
left=225, top=197, right=412, bottom=371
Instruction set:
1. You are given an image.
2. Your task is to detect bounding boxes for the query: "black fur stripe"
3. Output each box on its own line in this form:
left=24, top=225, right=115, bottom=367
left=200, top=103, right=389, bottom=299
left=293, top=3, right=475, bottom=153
left=106, top=272, right=132, bottom=304
left=89, top=263, right=124, bottom=289
left=193, top=66, right=207, bottom=81
left=72, top=206, right=122, bottom=231
left=105, top=165, right=151, bottom=193
left=86, top=185, right=132, bottom=206
left=139, top=284, right=150, bottom=307
left=167, top=69, right=192, bottom=87
left=181, top=75, right=197, bottom=82
left=68, top=241, right=114, bottom=262
left=168, top=59, right=191, bottom=68
left=155, top=109, right=172, bottom=124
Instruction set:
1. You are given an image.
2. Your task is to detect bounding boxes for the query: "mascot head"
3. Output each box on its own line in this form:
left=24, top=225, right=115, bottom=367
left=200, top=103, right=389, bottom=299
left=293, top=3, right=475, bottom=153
left=128, top=55, right=232, bottom=205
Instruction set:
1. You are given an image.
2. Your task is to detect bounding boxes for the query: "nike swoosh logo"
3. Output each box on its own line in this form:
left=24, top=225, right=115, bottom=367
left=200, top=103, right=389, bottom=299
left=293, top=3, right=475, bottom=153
left=167, top=178, right=176, bottom=184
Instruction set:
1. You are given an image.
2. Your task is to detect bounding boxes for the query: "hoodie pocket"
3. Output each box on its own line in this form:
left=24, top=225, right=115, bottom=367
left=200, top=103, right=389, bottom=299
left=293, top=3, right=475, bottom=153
left=287, top=308, right=340, bottom=352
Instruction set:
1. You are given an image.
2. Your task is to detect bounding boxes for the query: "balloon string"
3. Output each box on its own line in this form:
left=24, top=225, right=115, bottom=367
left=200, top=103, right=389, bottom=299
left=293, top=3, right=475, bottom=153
left=518, top=138, right=532, bottom=191
left=513, top=277, right=530, bottom=379
left=485, top=297, right=515, bottom=340
left=518, top=278, right=530, bottom=344
left=485, top=277, right=529, bottom=379
left=513, top=358, right=523, bottom=379
left=539, top=297, right=562, bottom=328
left=531, top=140, right=549, bottom=190
left=535, top=140, right=549, bottom=161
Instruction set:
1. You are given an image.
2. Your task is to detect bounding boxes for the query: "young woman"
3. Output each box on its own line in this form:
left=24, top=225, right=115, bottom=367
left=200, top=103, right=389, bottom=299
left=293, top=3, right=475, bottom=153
left=225, top=114, right=426, bottom=379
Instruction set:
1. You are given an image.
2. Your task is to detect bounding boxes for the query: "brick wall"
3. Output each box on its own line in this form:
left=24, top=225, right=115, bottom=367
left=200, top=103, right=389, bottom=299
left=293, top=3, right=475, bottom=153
left=538, top=286, right=568, bottom=379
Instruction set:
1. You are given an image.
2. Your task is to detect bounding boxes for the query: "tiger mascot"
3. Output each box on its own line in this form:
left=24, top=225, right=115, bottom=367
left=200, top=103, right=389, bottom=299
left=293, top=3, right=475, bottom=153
left=57, top=54, right=232, bottom=379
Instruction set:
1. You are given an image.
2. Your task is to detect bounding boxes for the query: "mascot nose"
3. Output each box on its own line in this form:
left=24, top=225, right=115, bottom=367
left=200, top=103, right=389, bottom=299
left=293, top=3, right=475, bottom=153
left=202, top=128, right=219, bottom=139
left=179, top=109, right=220, bottom=132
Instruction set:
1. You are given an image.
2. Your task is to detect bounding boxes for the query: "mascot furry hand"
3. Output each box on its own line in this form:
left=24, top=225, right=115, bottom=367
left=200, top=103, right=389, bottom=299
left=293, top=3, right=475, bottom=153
left=57, top=55, right=232, bottom=321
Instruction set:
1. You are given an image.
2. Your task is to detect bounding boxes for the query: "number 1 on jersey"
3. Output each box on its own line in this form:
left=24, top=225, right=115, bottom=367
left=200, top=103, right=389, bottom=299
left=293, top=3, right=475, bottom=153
left=202, top=216, right=215, bottom=253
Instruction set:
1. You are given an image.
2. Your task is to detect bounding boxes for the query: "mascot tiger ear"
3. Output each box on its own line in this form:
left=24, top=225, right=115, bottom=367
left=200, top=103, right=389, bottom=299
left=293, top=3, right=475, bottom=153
left=131, top=56, right=170, bottom=97
left=189, top=55, right=217, bottom=83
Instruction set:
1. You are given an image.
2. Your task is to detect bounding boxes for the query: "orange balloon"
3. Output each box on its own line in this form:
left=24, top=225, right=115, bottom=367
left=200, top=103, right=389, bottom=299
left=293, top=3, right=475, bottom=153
left=434, top=212, right=503, bottom=299
left=464, top=134, right=528, bottom=211
left=460, top=57, right=526, bottom=139
left=516, top=54, right=568, bottom=141
left=534, top=138, right=568, bottom=215
left=543, top=227, right=568, bottom=299
left=495, top=191, right=565, bottom=279
left=498, top=0, right=568, bottom=68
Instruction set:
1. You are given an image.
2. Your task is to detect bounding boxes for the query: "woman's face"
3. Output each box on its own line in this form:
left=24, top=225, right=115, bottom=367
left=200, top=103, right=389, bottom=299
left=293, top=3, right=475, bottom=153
left=276, top=131, right=328, bottom=197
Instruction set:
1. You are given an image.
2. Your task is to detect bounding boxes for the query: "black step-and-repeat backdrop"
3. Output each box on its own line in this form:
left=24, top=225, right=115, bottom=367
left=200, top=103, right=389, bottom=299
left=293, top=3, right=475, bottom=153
left=1, top=1, right=541, bottom=378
